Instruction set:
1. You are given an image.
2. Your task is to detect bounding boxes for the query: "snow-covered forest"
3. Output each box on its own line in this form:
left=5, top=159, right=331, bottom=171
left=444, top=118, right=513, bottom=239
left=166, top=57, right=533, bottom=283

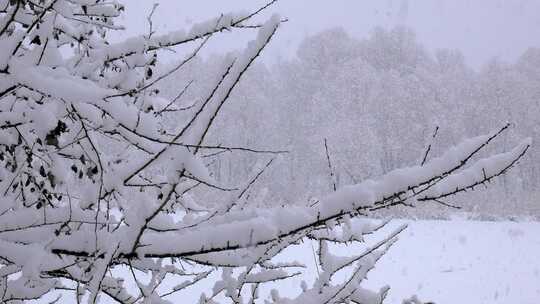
left=159, top=27, right=540, bottom=220
left=0, top=0, right=538, bottom=303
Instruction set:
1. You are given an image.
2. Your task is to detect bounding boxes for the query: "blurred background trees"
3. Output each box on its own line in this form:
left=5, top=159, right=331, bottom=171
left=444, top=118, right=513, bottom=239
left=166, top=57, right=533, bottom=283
left=160, top=26, right=540, bottom=219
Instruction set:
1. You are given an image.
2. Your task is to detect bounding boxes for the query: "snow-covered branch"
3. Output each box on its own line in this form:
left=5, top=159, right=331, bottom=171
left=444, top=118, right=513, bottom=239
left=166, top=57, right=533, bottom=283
left=0, top=1, right=531, bottom=303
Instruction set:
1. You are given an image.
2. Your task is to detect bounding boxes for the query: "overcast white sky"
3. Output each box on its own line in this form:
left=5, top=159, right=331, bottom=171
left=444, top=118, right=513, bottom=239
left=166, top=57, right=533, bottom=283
left=119, top=0, right=540, bottom=68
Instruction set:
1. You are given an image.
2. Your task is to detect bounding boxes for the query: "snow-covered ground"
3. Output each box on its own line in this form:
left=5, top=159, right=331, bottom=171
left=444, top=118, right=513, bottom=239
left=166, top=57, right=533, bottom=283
left=363, top=220, right=540, bottom=304
left=36, top=219, right=540, bottom=303
left=254, top=219, right=540, bottom=304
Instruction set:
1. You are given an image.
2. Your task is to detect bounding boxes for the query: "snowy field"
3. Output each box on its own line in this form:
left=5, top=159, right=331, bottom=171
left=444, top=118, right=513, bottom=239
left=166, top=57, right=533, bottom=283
left=362, top=220, right=540, bottom=304
left=36, top=219, right=540, bottom=304
left=255, top=219, right=540, bottom=304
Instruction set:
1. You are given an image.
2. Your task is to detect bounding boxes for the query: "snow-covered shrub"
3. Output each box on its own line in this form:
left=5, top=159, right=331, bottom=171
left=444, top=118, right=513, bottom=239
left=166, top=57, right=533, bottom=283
left=0, top=1, right=531, bottom=303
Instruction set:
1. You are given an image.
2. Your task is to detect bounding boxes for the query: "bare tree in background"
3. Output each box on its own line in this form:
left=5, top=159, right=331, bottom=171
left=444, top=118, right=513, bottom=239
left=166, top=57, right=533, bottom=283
left=0, top=1, right=531, bottom=303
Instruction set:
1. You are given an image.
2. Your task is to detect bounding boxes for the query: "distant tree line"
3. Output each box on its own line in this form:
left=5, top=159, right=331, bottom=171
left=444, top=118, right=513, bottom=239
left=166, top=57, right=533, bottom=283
left=160, top=27, right=540, bottom=220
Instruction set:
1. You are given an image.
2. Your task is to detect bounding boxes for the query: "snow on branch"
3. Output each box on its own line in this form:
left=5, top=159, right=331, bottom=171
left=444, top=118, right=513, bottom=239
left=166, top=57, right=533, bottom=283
left=0, top=0, right=531, bottom=303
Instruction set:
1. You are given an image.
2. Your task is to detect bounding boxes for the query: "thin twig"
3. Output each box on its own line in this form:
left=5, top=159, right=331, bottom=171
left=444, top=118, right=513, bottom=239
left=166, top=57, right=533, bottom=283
left=421, top=125, right=439, bottom=166
left=324, top=138, right=336, bottom=191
